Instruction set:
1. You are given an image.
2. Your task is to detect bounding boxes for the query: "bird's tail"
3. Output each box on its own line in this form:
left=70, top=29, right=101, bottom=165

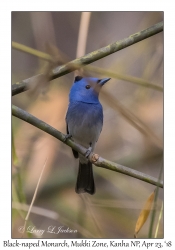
left=75, top=161, right=95, bottom=195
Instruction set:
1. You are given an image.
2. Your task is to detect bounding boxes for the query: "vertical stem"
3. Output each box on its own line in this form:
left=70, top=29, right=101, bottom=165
left=76, top=12, right=91, bottom=58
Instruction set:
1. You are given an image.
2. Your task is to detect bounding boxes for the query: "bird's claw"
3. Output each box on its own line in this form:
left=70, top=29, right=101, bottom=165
left=63, top=134, right=72, bottom=142
left=85, top=146, right=92, bottom=158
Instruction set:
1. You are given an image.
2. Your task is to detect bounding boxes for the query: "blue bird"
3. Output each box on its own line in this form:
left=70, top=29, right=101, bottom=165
left=66, top=76, right=110, bottom=195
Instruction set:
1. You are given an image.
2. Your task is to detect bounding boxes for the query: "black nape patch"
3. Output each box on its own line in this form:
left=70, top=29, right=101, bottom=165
left=75, top=76, right=83, bottom=82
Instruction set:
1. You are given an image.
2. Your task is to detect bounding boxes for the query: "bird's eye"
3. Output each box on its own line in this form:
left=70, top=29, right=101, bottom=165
left=85, top=85, right=91, bottom=89
left=97, top=79, right=101, bottom=83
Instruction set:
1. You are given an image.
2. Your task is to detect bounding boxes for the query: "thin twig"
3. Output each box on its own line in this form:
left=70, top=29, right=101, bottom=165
left=12, top=21, right=163, bottom=96
left=101, top=91, right=163, bottom=149
left=12, top=44, right=163, bottom=92
left=154, top=202, right=163, bottom=238
left=12, top=105, right=163, bottom=189
left=85, top=64, right=163, bottom=92
left=12, top=201, right=59, bottom=220
left=148, top=162, right=163, bottom=238
left=12, top=41, right=53, bottom=62
left=75, top=12, right=91, bottom=76
left=21, top=158, right=47, bottom=236
left=76, top=12, right=91, bottom=58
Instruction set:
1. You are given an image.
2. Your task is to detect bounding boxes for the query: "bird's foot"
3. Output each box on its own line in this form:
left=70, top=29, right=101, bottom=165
left=63, top=134, right=72, bottom=142
left=85, top=146, right=92, bottom=158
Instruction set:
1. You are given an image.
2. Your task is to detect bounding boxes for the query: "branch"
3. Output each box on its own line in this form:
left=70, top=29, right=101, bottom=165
left=85, top=65, right=163, bottom=92
left=12, top=105, right=163, bottom=189
left=12, top=42, right=53, bottom=62
left=12, top=21, right=163, bottom=96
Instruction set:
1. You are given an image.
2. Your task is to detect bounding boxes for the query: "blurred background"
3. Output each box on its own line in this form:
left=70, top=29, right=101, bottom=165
left=12, top=12, right=163, bottom=239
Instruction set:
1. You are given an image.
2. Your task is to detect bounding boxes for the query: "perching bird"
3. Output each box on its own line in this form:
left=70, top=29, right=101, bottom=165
left=66, top=76, right=110, bottom=195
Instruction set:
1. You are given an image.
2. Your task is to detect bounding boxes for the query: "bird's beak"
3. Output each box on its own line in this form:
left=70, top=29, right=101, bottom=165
left=99, top=78, right=111, bottom=86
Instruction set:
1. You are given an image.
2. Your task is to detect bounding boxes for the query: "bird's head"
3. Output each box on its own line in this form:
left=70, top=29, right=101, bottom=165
left=69, top=76, right=111, bottom=103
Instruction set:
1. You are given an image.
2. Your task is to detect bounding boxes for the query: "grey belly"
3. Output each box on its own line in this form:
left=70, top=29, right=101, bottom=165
left=68, top=116, right=102, bottom=149
left=69, top=119, right=102, bottom=164
left=66, top=102, right=103, bottom=163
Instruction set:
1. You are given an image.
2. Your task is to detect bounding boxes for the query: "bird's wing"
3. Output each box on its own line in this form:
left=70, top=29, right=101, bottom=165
left=66, top=122, right=79, bottom=159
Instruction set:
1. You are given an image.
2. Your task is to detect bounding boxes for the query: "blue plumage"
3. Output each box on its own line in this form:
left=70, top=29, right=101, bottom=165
left=66, top=76, right=110, bottom=194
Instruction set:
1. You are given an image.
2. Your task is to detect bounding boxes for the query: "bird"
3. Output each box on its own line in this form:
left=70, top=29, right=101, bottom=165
left=65, top=76, right=110, bottom=195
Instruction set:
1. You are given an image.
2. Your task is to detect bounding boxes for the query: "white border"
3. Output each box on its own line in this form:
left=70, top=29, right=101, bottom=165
left=1, top=0, right=174, bottom=247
